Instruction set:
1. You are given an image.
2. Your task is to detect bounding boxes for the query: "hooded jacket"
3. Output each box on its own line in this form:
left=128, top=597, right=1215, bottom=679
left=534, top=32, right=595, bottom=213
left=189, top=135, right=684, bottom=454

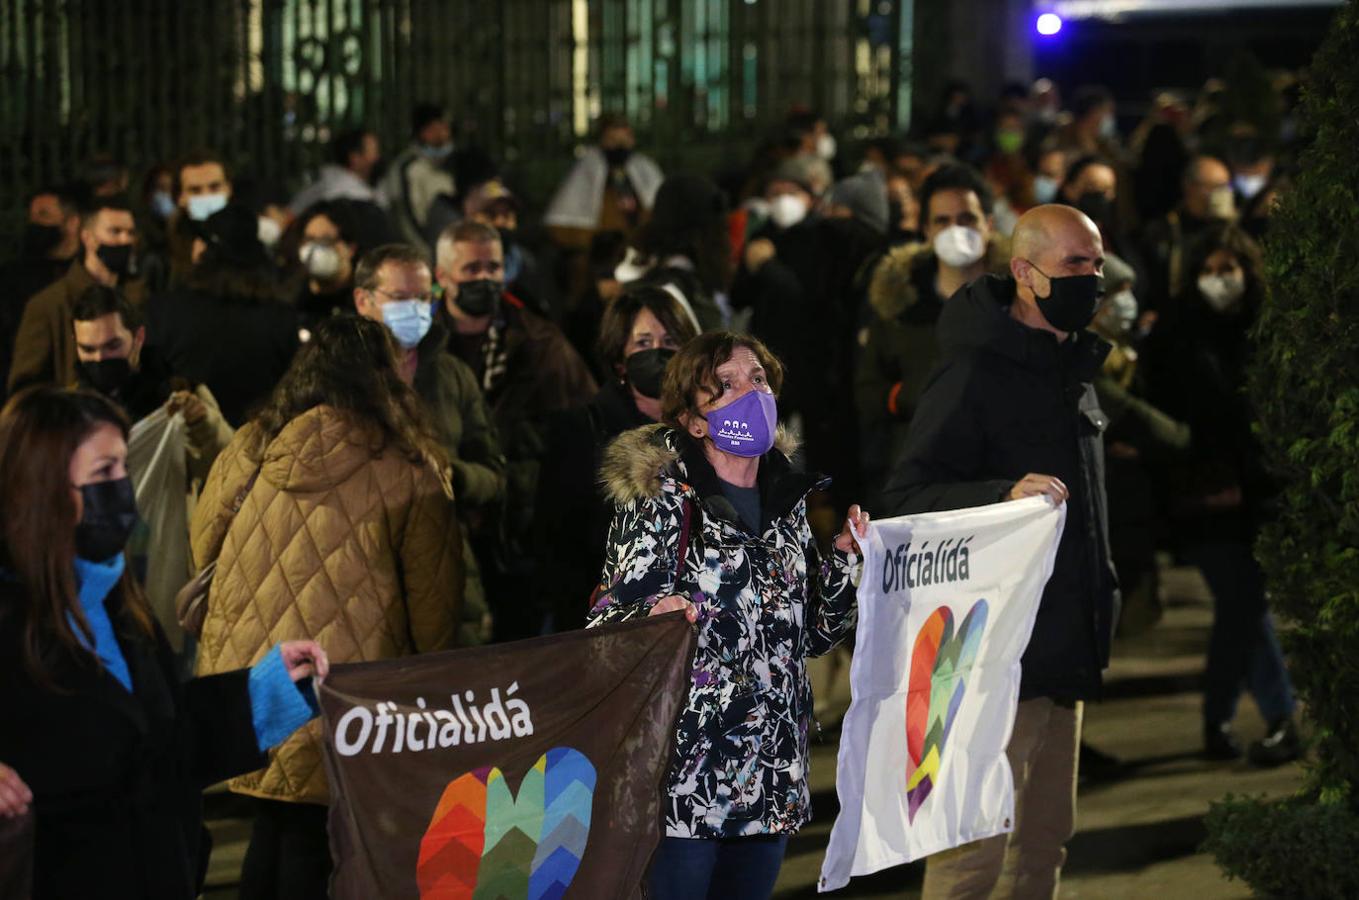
left=880, top=274, right=1118, bottom=701
left=192, top=405, right=463, bottom=804
left=588, top=424, right=857, bottom=838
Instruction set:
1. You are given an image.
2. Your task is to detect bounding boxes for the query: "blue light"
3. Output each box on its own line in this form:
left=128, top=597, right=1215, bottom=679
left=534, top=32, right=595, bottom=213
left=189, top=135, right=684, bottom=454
left=1036, top=12, right=1063, bottom=36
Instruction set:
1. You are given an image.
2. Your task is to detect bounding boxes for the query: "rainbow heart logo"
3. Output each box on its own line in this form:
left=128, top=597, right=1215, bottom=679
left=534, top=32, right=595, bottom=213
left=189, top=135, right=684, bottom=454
left=416, top=746, right=596, bottom=899
left=904, top=600, right=989, bottom=822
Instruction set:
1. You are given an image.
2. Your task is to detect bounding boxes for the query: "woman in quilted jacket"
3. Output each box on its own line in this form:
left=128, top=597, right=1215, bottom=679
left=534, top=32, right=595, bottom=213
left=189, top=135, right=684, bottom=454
left=192, top=315, right=463, bottom=898
left=588, top=332, right=869, bottom=899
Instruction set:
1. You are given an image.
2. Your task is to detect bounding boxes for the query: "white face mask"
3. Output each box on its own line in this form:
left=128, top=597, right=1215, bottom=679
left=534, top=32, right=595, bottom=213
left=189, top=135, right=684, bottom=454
left=1198, top=271, right=1246, bottom=312
left=257, top=216, right=282, bottom=250
left=299, top=241, right=342, bottom=281
left=933, top=225, right=986, bottom=269
left=816, top=132, right=837, bottom=161
left=1207, top=186, right=1237, bottom=221
left=1103, top=289, right=1138, bottom=333
left=768, top=193, right=809, bottom=229
left=1234, top=173, right=1268, bottom=201
left=186, top=192, right=229, bottom=222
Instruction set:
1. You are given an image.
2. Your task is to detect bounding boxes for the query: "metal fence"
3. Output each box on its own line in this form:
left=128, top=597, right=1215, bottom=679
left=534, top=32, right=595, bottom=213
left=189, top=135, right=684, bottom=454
left=0, top=0, right=913, bottom=214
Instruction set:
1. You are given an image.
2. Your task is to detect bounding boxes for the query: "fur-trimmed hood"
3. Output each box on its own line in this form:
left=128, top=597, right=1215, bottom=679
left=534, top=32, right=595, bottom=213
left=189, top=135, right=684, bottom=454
left=599, top=423, right=799, bottom=505
left=868, top=235, right=1013, bottom=321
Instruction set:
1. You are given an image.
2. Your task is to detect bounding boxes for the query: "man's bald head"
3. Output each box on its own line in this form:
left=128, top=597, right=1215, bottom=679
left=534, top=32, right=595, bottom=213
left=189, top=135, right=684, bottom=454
left=1182, top=155, right=1232, bottom=219
left=1009, top=204, right=1106, bottom=337
left=1011, top=204, right=1103, bottom=270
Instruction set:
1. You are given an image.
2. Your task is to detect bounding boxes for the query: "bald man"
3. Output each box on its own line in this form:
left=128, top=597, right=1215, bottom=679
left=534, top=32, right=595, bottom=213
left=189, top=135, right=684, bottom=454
left=1140, top=154, right=1235, bottom=312
left=881, top=205, right=1118, bottom=898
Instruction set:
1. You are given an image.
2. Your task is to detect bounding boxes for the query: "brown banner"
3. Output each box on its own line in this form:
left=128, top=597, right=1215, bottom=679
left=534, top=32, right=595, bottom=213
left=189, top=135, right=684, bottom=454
left=318, top=613, right=696, bottom=900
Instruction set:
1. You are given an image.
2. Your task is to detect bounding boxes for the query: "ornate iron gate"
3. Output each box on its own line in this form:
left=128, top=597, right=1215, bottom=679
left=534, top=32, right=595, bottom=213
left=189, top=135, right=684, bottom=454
left=0, top=0, right=912, bottom=218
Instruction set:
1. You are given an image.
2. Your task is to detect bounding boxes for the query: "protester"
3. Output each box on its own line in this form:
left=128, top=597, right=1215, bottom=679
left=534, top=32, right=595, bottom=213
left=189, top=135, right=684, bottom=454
left=588, top=332, right=869, bottom=899
left=8, top=193, right=144, bottom=395
left=165, top=150, right=234, bottom=287
left=857, top=164, right=1006, bottom=499
left=615, top=173, right=730, bottom=331
left=0, top=385, right=326, bottom=899
left=292, top=200, right=366, bottom=332
left=461, top=178, right=555, bottom=319
left=0, top=186, right=84, bottom=398
left=1054, top=85, right=1122, bottom=158
left=1146, top=223, right=1300, bottom=766
left=146, top=202, right=298, bottom=426
left=353, top=243, right=505, bottom=645
left=1060, top=154, right=1148, bottom=289
left=544, top=112, right=664, bottom=242
left=288, top=127, right=384, bottom=214
left=191, top=315, right=462, bottom=896
left=1140, top=154, right=1235, bottom=315
left=378, top=103, right=457, bottom=257
left=534, top=284, right=699, bottom=632
left=1088, top=256, right=1190, bottom=636
left=880, top=205, right=1118, bottom=897
left=435, top=220, right=595, bottom=639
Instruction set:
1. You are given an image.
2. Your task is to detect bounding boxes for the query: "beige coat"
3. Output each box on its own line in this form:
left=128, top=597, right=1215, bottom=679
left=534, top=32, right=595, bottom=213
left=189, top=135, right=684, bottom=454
left=193, top=405, right=462, bottom=804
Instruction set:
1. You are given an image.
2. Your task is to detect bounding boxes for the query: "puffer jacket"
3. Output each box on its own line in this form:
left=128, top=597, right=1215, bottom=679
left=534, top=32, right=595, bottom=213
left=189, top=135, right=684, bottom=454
left=587, top=424, right=857, bottom=839
left=856, top=239, right=1011, bottom=499
left=192, top=405, right=463, bottom=804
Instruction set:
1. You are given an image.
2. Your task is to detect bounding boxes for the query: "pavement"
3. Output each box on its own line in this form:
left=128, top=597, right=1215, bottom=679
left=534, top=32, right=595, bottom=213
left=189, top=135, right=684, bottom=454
left=202, top=563, right=1304, bottom=898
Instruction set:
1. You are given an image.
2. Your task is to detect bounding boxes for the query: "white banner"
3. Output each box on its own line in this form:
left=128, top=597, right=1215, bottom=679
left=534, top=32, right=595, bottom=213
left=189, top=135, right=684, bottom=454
left=819, top=497, right=1066, bottom=892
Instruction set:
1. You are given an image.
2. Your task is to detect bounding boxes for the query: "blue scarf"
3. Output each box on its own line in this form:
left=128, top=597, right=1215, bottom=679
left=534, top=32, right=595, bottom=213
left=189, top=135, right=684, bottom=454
left=70, top=554, right=133, bottom=691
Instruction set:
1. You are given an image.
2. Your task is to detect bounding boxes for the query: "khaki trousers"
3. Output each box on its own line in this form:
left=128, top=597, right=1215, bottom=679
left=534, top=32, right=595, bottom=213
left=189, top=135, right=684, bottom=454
left=921, top=697, right=1083, bottom=900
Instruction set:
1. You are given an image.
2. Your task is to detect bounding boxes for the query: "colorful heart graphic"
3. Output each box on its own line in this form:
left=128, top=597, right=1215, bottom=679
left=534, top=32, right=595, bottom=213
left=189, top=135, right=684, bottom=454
left=904, top=600, right=989, bottom=822
left=416, top=746, right=596, bottom=899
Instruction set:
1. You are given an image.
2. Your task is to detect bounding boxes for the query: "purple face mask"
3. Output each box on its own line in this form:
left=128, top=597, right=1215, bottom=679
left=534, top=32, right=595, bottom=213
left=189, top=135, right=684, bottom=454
left=703, top=389, right=778, bottom=457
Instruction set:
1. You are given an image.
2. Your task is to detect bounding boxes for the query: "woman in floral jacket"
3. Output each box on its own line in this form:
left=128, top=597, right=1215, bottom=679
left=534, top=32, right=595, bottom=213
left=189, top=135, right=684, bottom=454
left=588, top=332, right=869, bottom=899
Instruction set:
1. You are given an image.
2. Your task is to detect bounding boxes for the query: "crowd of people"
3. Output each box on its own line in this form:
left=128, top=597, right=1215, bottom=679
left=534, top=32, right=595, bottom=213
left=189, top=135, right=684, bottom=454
left=0, top=71, right=1306, bottom=897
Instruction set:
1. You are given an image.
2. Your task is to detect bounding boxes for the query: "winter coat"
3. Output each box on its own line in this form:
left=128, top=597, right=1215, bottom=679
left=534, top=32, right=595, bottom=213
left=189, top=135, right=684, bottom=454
left=855, top=240, right=1012, bottom=498
left=533, top=378, right=652, bottom=631
left=146, top=282, right=299, bottom=426
left=588, top=425, right=857, bottom=839
left=879, top=274, right=1119, bottom=702
left=7, top=261, right=147, bottom=394
left=192, top=405, right=463, bottom=804
left=414, top=319, right=506, bottom=645
left=1145, top=291, right=1272, bottom=545
left=0, top=581, right=265, bottom=899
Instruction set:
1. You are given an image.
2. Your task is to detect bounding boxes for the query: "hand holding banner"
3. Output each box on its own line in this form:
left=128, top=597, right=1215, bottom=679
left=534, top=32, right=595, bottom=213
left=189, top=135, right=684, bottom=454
left=819, top=497, right=1065, bottom=892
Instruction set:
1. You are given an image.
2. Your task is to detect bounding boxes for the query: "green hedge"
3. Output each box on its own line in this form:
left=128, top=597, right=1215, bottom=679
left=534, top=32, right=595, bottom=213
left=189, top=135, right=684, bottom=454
left=1211, top=0, right=1359, bottom=894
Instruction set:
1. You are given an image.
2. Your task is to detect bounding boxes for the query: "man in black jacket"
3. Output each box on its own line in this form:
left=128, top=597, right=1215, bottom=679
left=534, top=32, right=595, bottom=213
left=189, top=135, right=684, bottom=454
left=881, top=204, right=1118, bottom=898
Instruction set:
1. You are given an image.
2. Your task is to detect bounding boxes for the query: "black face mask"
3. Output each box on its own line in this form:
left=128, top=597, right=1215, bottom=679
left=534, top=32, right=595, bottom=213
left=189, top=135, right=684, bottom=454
left=455, top=279, right=502, bottom=317
left=603, top=146, right=633, bottom=168
left=95, top=243, right=134, bottom=277
left=1075, top=191, right=1112, bottom=226
left=624, top=347, right=675, bottom=401
left=23, top=222, right=64, bottom=258
left=1029, top=263, right=1104, bottom=333
left=79, top=357, right=135, bottom=397
left=75, top=477, right=139, bottom=562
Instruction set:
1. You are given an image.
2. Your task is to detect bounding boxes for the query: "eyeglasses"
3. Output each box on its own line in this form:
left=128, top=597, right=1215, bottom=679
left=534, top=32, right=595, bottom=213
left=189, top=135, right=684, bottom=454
left=370, top=287, right=434, bottom=304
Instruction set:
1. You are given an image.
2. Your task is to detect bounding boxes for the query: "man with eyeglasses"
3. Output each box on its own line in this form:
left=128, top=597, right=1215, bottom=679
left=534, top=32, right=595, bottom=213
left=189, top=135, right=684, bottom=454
left=352, top=244, right=505, bottom=647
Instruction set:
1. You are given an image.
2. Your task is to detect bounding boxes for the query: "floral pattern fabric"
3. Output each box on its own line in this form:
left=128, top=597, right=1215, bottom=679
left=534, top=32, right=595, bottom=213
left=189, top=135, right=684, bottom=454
left=588, top=425, right=857, bottom=839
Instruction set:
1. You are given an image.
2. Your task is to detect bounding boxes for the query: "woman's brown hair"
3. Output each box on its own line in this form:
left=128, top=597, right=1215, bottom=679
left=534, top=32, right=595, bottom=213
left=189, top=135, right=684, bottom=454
left=0, top=386, right=156, bottom=687
left=252, top=315, right=452, bottom=494
left=595, top=284, right=701, bottom=372
left=660, top=331, right=785, bottom=428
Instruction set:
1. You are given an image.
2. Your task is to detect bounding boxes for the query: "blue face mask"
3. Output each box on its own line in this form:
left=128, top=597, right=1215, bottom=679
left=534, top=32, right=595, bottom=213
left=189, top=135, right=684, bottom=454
left=1033, top=175, right=1059, bottom=205
left=380, top=299, right=433, bottom=349
left=186, top=192, right=229, bottom=221
left=150, top=190, right=176, bottom=220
